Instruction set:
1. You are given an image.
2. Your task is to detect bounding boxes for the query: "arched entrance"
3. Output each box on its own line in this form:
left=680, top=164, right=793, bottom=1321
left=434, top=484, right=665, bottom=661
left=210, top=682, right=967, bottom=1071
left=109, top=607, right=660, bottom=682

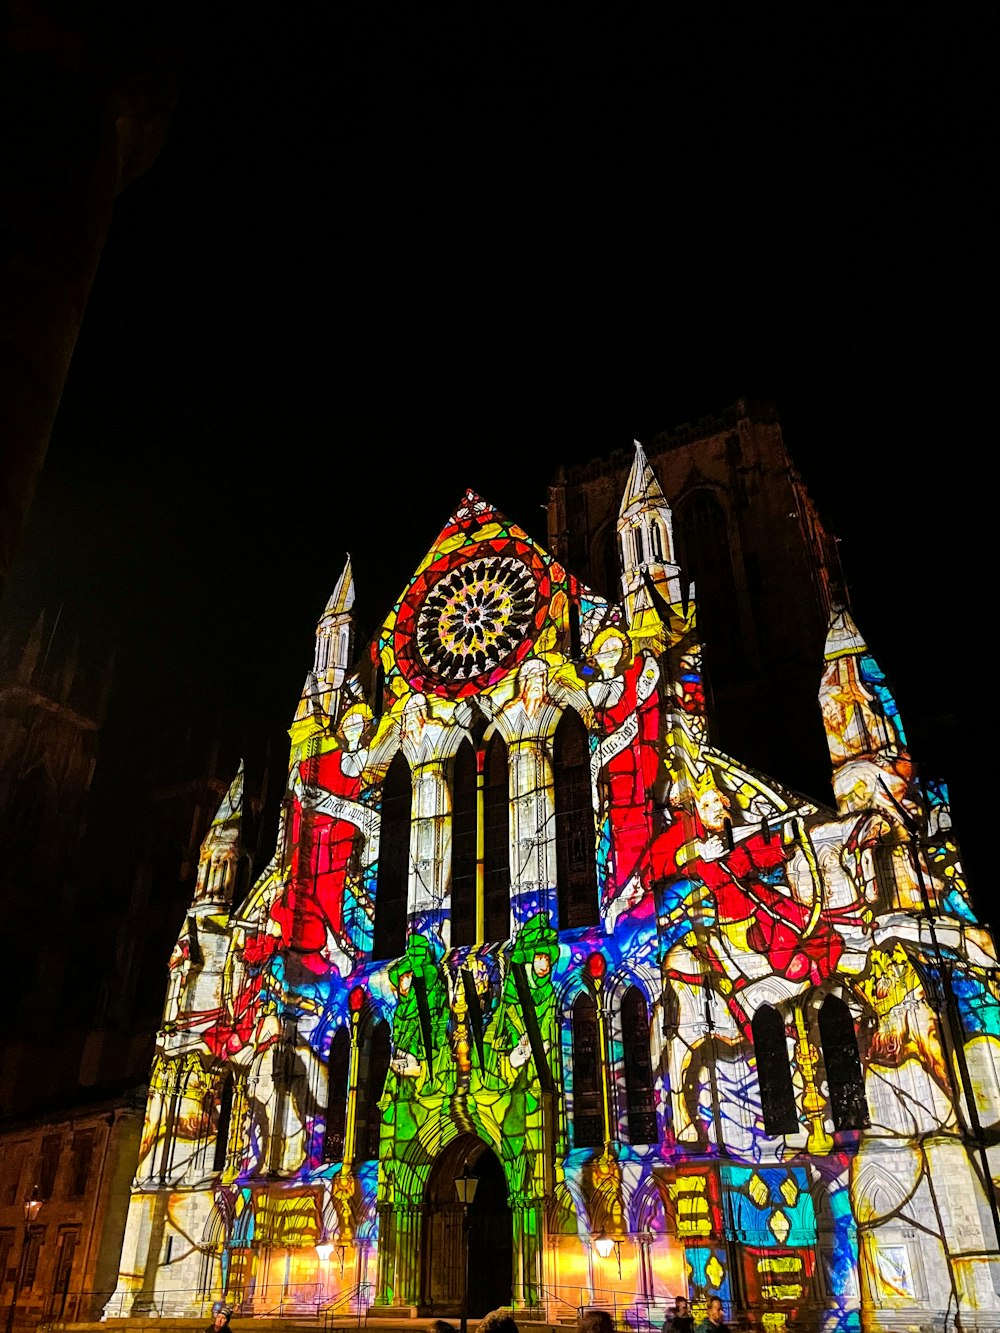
left=421, top=1134, right=513, bottom=1316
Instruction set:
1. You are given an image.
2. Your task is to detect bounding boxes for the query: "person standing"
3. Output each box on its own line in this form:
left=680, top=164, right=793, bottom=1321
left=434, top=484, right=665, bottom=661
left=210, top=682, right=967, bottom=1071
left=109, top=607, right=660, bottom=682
left=666, top=1295, right=694, bottom=1333
left=695, top=1297, right=730, bottom=1333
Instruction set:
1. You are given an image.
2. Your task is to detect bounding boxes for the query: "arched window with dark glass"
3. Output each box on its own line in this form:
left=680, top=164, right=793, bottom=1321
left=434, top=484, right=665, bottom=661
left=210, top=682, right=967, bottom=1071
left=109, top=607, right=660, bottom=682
left=572, top=992, right=603, bottom=1148
left=324, top=1027, right=351, bottom=1161
left=650, top=521, right=664, bottom=563
left=212, top=1072, right=234, bottom=1172
left=752, top=1004, right=798, bottom=1135
left=451, top=733, right=510, bottom=946
left=372, top=751, right=411, bottom=960
left=621, top=987, right=657, bottom=1144
left=483, top=733, right=510, bottom=941
left=819, top=995, right=869, bottom=1131
left=554, top=711, right=598, bottom=930
left=354, top=1020, right=391, bottom=1160
left=677, top=491, right=743, bottom=688
left=451, top=740, right=478, bottom=946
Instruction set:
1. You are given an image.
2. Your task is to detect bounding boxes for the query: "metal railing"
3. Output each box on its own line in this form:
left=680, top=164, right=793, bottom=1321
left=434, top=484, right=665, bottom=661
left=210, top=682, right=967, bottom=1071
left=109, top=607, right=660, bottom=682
left=37, top=1281, right=373, bottom=1325
left=320, top=1281, right=374, bottom=1329
left=521, top=1283, right=670, bottom=1329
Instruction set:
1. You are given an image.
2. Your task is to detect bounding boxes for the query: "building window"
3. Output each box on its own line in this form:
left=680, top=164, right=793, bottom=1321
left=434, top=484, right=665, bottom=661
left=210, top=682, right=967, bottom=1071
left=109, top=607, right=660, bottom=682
left=483, top=734, right=511, bottom=940
left=650, top=521, right=664, bottom=562
left=52, top=1227, right=80, bottom=1315
left=354, top=1020, right=391, bottom=1161
left=212, top=1073, right=234, bottom=1173
left=752, top=1005, right=799, bottom=1135
left=572, top=993, right=604, bottom=1148
left=0, top=1230, right=13, bottom=1285
left=37, top=1135, right=61, bottom=1201
left=22, top=1228, right=44, bottom=1291
left=324, top=1027, right=350, bottom=1162
left=69, top=1131, right=96, bottom=1199
left=819, top=995, right=870, bottom=1131
left=873, top=842, right=897, bottom=907
left=451, top=741, right=478, bottom=946
left=621, top=986, right=657, bottom=1145
left=372, top=752, right=411, bottom=960
left=452, top=734, right=510, bottom=947
left=554, top=711, right=598, bottom=930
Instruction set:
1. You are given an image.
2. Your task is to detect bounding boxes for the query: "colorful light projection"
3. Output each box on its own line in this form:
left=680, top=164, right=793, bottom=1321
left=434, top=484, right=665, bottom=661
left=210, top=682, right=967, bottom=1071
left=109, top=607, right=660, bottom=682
left=111, top=455, right=1000, bottom=1332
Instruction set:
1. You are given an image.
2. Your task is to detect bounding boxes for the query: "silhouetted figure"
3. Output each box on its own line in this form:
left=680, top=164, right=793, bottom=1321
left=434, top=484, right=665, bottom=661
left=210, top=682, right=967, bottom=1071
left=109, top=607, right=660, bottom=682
left=666, top=1297, right=694, bottom=1333
left=695, top=1298, right=729, bottom=1333
left=477, top=1312, right=519, bottom=1333
left=578, top=1311, right=614, bottom=1333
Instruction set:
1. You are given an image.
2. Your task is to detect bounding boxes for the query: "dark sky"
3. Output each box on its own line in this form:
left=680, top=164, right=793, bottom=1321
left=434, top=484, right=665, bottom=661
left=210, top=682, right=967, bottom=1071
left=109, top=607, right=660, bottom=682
left=3, top=6, right=993, bottom=896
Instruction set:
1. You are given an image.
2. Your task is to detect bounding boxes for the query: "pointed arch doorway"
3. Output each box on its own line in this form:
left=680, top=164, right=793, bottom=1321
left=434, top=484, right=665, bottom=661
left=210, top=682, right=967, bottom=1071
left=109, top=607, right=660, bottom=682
left=421, top=1135, right=512, bottom=1316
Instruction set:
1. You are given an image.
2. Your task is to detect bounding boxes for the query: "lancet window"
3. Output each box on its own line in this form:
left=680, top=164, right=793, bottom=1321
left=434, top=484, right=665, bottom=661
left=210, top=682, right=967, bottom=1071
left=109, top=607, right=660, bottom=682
left=819, top=994, right=869, bottom=1131
left=323, top=1026, right=351, bottom=1162
left=572, top=992, right=604, bottom=1148
left=452, top=732, right=511, bottom=946
left=752, top=1004, right=799, bottom=1135
left=372, top=751, right=411, bottom=960
left=554, top=710, right=598, bottom=930
left=621, top=986, right=657, bottom=1145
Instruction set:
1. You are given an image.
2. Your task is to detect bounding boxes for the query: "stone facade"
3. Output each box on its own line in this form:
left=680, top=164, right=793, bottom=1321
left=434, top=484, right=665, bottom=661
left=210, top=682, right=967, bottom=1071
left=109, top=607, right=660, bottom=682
left=108, top=452, right=1000, bottom=1331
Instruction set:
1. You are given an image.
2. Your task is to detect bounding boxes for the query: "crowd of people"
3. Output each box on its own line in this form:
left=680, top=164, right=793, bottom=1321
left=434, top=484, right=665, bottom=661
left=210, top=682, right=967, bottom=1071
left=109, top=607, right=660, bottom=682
left=209, top=1293, right=733, bottom=1333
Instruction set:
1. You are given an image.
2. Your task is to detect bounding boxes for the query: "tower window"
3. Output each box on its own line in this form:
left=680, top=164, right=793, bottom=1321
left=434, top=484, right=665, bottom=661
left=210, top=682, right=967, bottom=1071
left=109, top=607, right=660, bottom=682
left=324, top=1027, right=351, bottom=1162
left=554, top=711, right=598, bottom=930
left=752, top=1005, right=798, bottom=1135
left=650, top=522, right=664, bottom=562
left=622, top=987, right=657, bottom=1145
left=572, top=992, right=603, bottom=1148
left=819, top=995, right=869, bottom=1131
left=372, top=752, right=411, bottom=960
left=634, top=525, right=645, bottom=566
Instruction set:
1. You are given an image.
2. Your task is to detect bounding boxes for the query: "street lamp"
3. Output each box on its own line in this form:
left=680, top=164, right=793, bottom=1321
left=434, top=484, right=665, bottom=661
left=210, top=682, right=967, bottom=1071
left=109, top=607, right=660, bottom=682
left=454, top=1167, right=479, bottom=1333
left=5, top=1190, right=43, bottom=1333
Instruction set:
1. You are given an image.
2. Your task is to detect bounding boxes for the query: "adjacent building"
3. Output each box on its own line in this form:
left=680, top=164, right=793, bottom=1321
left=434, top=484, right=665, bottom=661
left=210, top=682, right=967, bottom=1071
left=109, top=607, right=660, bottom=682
left=108, top=447, right=1000, bottom=1331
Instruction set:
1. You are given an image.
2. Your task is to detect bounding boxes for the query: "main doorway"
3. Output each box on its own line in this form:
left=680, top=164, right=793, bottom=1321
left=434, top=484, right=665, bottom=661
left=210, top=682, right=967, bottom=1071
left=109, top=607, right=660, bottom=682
left=421, top=1134, right=513, bottom=1316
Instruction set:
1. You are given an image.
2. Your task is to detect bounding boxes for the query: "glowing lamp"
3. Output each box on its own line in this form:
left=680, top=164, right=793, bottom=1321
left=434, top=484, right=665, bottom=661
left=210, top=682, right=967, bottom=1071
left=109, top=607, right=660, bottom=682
left=348, top=986, right=365, bottom=1013
left=585, top=952, right=607, bottom=980
left=454, top=1168, right=479, bottom=1207
left=593, top=1234, right=616, bottom=1259
left=316, top=1242, right=334, bottom=1264
left=23, top=1194, right=42, bottom=1226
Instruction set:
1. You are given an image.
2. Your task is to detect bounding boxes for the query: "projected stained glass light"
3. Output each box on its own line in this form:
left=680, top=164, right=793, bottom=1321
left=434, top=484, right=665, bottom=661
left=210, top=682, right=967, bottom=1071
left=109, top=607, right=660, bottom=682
left=109, top=463, right=1000, bottom=1333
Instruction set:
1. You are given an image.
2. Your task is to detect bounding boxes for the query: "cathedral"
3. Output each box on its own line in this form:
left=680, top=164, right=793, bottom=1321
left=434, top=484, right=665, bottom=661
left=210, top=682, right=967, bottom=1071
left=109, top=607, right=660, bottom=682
left=109, top=445, right=1000, bottom=1331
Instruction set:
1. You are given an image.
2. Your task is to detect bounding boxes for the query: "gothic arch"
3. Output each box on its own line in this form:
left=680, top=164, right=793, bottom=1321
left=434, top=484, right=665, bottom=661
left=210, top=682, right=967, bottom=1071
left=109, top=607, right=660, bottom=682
left=630, top=1174, right=669, bottom=1236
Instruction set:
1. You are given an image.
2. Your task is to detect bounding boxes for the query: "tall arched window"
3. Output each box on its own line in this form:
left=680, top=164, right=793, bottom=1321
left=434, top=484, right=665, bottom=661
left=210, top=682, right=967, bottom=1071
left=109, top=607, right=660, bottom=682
left=373, top=751, right=411, bottom=960
left=451, top=734, right=510, bottom=946
left=819, top=995, right=869, bottom=1130
left=621, top=987, right=657, bottom=1145
left=451, top=740, right=478, bottom=946
left=212, top=1072, right=234, bottom=1172
left=324, top=1027, right=351, bottom=1162
left=354, top=1020, right=391, bottom=1160
left=483, top=734, right=511, bottom=940
left=752, top=1004, right=798, bottom=1135
left=572, top=992, right=603, bottom=1148
left=554, top=711, right=598, bottom=930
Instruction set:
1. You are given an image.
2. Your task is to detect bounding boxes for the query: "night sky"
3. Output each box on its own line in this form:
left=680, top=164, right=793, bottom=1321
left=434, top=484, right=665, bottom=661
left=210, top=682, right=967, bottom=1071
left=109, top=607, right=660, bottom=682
left=2, top=7, right=993, bottom=899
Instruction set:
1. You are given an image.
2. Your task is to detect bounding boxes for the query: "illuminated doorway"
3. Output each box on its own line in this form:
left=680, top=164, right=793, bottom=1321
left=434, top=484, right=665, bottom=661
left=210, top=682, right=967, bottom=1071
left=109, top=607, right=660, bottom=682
left=421, top=1135, right=512, bottom=1316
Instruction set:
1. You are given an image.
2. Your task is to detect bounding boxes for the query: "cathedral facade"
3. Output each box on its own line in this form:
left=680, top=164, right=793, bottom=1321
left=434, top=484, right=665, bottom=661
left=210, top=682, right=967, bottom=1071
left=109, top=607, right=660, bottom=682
left=110, top=448, right=1000, bottom=1330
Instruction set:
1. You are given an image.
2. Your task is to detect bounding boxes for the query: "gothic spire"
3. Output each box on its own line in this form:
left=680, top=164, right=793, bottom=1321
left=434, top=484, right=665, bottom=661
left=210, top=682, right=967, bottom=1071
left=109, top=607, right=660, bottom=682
left=616, top=440, right=683, bottom=631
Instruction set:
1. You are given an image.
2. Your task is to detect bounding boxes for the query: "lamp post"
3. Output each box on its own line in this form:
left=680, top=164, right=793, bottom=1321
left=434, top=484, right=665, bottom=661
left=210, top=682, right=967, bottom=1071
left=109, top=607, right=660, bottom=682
left=5, top=1191, right=42, bottom=1333
left=454, top=1167, right=479, bottom=1333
